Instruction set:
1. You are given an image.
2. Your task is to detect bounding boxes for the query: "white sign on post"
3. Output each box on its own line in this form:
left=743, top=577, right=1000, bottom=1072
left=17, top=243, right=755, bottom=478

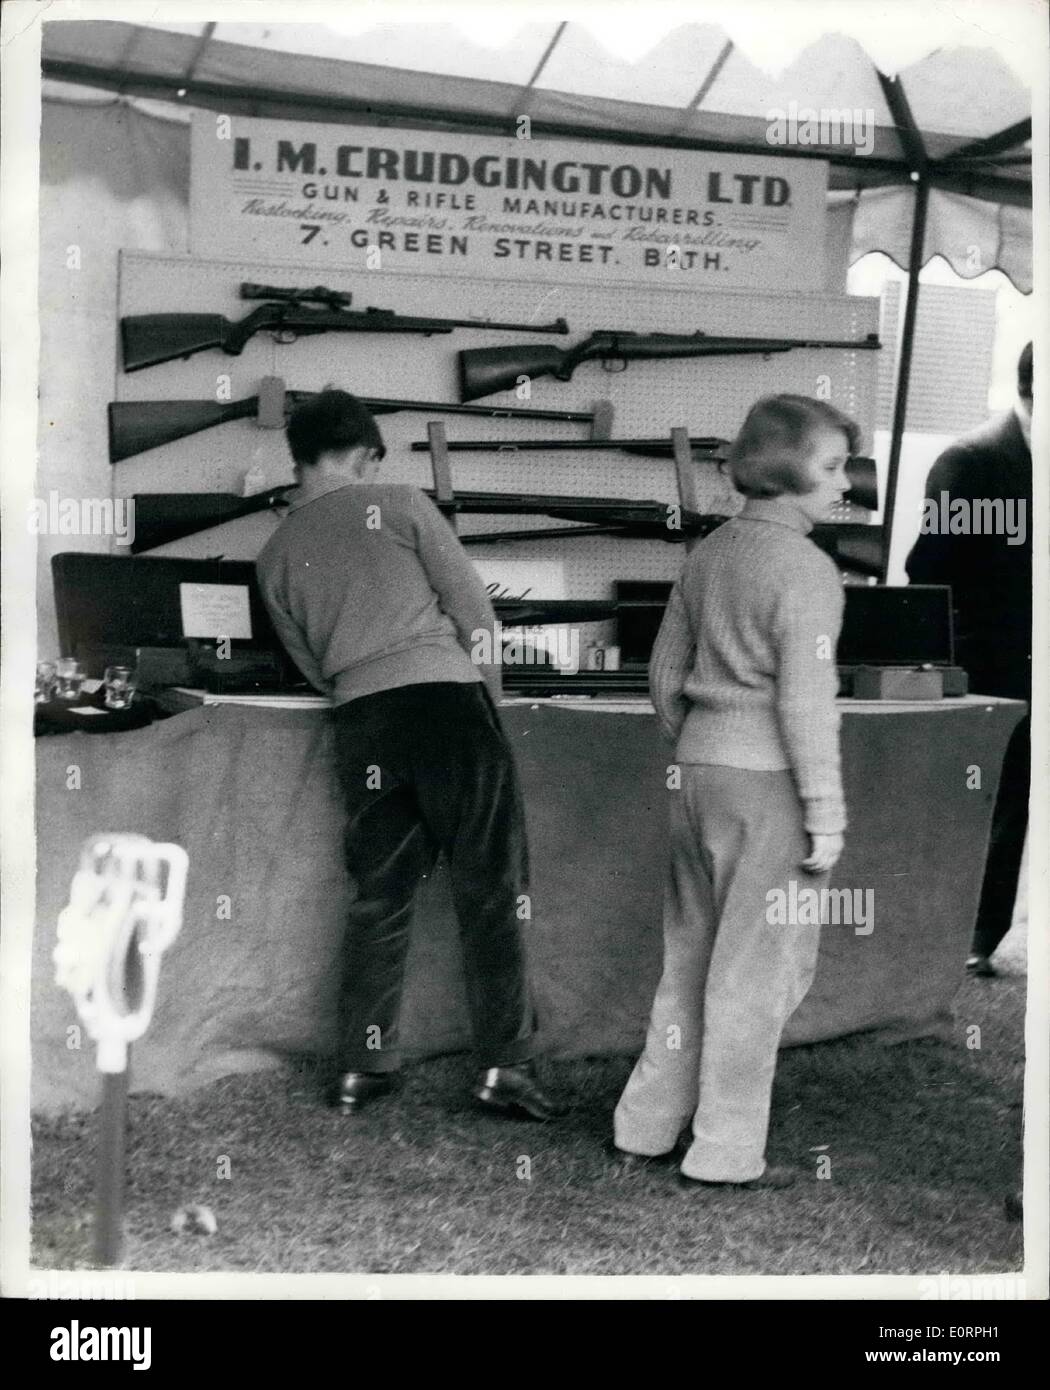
left=191, top=114, right=827, bottom=290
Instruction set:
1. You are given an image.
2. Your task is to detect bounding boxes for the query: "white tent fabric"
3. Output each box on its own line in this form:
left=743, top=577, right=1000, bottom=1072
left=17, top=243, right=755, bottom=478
left=841, top=186, right=1033, bottom=292
left=40, top=15, right=1033, bottom=290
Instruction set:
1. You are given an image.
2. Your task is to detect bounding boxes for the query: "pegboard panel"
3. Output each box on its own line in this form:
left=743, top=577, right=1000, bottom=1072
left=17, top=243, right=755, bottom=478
left=116, top=250, right=879, bottom=596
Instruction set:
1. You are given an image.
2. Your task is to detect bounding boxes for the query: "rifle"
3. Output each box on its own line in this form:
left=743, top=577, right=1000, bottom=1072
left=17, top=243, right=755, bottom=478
left=423, top=490, right=706, bottom=527
left=120, top=281, right=570, bottom=373
left=130, top=488, right=296, bottom=553
left=410, top=436, right=729, bottom=458
left=412, top=437, right=878, bottom=509
left=467, top=518, right=884, bottom=574
left=493, top=598, right=664, bottom=626
left=462, top=524, right=642, bottom=546
left=107, top=391, right=596, bottom=463
left=459, top=330, right=881, bottom=401
left=461, top=515, right=727, bottom=545
left=129, top=475, right=881, bottom=555
left=128, top=487, right=710, bottom=554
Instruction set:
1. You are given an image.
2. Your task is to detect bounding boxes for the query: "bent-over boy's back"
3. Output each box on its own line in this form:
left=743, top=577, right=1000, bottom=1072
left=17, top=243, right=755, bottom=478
left=257, top=482, right=498, bottom=705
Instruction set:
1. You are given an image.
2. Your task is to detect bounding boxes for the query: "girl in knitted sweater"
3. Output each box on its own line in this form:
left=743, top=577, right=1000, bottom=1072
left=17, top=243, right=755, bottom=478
left=613, top=395, right=858, bottom=1189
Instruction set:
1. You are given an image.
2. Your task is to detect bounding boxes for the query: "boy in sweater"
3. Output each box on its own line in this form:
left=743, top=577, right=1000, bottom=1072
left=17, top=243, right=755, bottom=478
left=613, top=395, right=855, bottom=1189
left=256, top=391, right=563, bottom=1121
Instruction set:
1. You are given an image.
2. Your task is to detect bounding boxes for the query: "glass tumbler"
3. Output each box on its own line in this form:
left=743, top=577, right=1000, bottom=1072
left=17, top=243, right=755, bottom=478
left=103, top=665, right=137, bottom=710
left=35, top=661, right=57, bottom=703
left=54, top=657, right=85, bottom=701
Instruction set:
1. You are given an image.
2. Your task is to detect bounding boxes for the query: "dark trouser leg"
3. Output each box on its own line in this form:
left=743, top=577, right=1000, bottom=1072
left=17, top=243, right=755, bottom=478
left=972, top=716, right=1030, bottom=959
left=331, top=709, right=437, bottom=1074
left=411, top=686, right=534, bottom=1068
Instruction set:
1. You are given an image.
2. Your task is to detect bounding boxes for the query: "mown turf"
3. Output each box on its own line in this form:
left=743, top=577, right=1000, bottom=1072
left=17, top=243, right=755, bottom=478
left=30, top=968, right=1024, bottom=1276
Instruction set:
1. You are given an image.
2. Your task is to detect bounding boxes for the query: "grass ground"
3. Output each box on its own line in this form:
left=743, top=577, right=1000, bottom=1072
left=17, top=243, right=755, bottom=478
left=31, top=953, right=1025, bottom=1278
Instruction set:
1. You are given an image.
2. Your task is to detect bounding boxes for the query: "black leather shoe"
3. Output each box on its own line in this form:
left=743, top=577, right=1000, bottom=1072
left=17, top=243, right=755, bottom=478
left=966, top=954, right=997, bottom=978
left=331, top=1072, right=399, bottom=1112
left=605, top=1141, right=680, bottom=1172
left=474, top=1063, right=568, bottom=1121
left=677, top=1165, right=797, bottom=1192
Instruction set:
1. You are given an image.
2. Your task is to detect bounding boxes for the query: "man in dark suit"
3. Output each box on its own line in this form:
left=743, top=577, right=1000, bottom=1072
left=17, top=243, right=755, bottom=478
left=906, top=343, right=1032, bottom=976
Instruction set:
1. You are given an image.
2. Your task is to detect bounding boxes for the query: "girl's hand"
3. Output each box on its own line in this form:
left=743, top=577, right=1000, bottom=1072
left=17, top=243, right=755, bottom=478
left=802, top=833, right=844, bottom=875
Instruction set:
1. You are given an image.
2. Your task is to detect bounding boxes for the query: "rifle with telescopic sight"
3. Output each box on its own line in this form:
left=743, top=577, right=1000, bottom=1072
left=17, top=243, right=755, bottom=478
left=120, top=281, right=571, bottom=373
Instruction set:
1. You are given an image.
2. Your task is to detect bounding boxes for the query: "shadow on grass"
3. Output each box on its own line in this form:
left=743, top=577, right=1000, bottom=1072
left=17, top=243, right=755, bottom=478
left=31, top=974, right=1024, bottom=1277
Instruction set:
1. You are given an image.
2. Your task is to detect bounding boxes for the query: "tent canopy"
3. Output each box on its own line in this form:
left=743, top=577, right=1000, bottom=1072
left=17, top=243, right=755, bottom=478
left=41, top=18, right=1032, bottom=289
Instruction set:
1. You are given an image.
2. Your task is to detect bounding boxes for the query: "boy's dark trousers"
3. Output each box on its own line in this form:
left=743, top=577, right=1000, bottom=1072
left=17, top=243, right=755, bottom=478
left=329, top=681, right=535, bottom=1074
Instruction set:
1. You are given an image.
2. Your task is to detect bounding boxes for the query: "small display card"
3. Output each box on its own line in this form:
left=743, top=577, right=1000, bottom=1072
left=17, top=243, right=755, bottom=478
left=178, top=583, right=253, bottom=640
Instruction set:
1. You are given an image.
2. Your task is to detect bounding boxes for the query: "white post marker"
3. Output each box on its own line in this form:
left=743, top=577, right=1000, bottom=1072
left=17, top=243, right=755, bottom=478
left=54, top=835, right=189, bottom=1266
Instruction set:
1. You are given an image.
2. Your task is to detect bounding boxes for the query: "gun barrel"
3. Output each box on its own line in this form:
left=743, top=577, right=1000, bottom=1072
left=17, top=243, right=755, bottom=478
left=409, top=436, right=728, bottom=455
left=425, top=488, right=655, bottom=514
left=809, top=333, right=882, bottom=350
left=361, top=397, right=593, bottom=422
left=422, top=489, right=707, bottom=532
left=239, top=285, right=564, bottom=332
left=494, top=598, right=680, bottom=625
left=461, top=524, right=629, bottom=546
left=445, top=316, right=569, bottom=336
left=353, top=308, right=567, bottom=336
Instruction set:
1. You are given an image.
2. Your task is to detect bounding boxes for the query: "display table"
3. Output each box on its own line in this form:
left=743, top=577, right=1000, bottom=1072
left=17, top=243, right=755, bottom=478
left=32, top=695, right=1025, bottom=1111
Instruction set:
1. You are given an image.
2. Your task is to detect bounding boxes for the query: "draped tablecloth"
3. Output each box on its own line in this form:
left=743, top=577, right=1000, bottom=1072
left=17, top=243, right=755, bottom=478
left=31, top=697, right=1025, bottom=1111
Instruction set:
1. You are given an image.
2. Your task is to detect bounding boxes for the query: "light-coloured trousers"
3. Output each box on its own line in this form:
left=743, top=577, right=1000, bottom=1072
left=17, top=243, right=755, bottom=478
left=614, top=766, right=824, bottom=1182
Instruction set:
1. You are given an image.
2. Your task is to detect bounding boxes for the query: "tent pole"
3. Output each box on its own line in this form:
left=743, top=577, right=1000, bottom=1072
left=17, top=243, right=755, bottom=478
left=944, top=119, right=1032, bottom=163
left=880, top=174, right=929, bottom=584
left=875, top=70, right=930, bottom=585
left=37, top=60, right=908, bottom=176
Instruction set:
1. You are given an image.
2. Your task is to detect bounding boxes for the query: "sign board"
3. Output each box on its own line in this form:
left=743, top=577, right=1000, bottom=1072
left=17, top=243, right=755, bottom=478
left=471, top=559, right=567, bottom=602
left=178, top=583, right=253, bottom=640
left=191, top=114, right=827, bottom=290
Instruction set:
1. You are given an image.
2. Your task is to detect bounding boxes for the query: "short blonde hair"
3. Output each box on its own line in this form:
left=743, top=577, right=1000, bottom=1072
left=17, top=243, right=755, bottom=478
left=728, top=395, right=859, bottom=499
